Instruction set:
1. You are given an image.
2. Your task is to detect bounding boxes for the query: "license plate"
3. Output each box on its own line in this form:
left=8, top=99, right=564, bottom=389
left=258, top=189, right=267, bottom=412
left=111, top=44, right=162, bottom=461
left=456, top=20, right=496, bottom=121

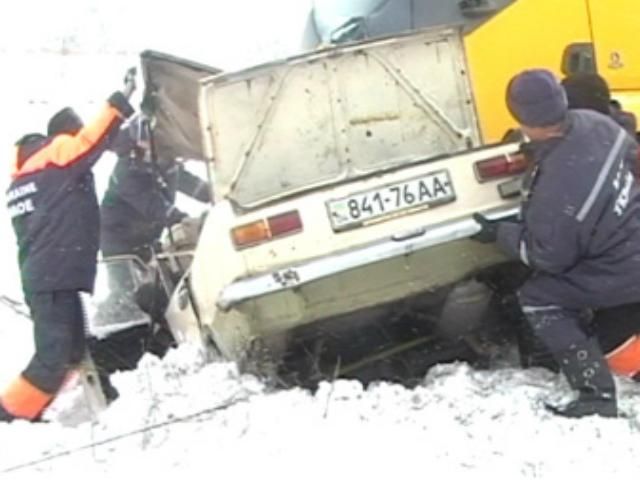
left=327, top=170, right=456, bottom=231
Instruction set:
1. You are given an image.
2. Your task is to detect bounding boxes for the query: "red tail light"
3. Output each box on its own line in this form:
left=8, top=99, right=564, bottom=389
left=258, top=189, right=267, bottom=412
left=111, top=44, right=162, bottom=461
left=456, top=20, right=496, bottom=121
left=231, top=210, right=303, bottom=249
left=474, top=152, right=528, bottom=182
left=268, top=211, right=303, bottom=237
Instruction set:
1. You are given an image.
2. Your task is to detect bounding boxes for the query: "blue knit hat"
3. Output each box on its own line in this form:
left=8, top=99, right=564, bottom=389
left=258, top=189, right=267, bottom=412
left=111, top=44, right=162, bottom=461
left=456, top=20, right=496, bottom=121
left=506, top=69, right=568, bottom=127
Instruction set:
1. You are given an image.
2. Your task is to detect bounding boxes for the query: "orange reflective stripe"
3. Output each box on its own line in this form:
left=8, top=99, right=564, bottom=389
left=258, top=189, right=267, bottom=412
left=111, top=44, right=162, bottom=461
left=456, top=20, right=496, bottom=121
left=606, top=335, right=640, bottom=377
left=10, top=145, right=20, bottom=176
left=1, top=375, right=54, bottom=420
left=12, top=103, right=123, bottom=178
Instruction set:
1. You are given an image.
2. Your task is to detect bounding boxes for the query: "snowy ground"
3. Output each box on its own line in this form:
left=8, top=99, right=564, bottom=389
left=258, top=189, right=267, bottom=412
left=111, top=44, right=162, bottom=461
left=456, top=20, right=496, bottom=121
left=2, top=1, right=640, bottom=478
left=3, top=317, right=640, bottom=479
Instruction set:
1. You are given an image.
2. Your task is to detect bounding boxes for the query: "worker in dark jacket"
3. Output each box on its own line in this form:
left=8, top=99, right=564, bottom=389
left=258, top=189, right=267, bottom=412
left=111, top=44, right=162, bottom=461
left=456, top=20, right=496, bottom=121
left=610, top=99, right=638, bottom=138
left=472, top=69, right=640, bottom=418
left=89, top=116, right=210, bottom=393
left=561, top=73, right=611, bottom=116
left=561, top=73, right=638, bottom=137
left=97, top=115, right=209, bottom=311
left=0, top=76, right=135, bottom=423
left=100, top=116, right=210, bottom=262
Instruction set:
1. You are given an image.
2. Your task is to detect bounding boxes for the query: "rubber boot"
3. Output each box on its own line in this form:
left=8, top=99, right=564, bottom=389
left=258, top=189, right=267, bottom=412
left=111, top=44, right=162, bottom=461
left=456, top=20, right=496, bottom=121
left=547, top=338, right=617, bottom=418
left=0, top=401, right=16, bottom=423
left=98, top=372, right=120, bottom=404
left=523, top=306, right=617, bottom=418
left=502, top=295, right=558, bottom=371
left=515, top=314, right=559, bottom=372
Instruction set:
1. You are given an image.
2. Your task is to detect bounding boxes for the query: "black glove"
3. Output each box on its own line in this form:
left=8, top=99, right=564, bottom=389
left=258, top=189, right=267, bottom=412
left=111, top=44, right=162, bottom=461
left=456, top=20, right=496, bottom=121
left=167, top=206, right=188, bottom=226
left=470, top=213, right=498, bottom=243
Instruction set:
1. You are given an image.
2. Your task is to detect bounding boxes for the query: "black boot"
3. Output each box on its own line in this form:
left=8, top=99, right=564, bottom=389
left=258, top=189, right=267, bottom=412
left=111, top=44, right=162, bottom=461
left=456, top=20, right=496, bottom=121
left=516, top=316, right=559, bottom=372
left=98, top=372, right=120, bottom=404
left=502, top=295, right=558, bottom=371
left=547, top=392, right=617, bottom=418
left=523, top=306, right=617, bottom=418
left=548, top=338, right=617, bottom=418
left=0, top=402, right=16, bottom=423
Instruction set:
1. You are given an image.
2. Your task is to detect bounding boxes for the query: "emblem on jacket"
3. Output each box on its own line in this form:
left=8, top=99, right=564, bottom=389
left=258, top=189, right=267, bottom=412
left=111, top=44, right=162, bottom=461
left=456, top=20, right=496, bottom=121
left=6, top=181, right=38, bottom=219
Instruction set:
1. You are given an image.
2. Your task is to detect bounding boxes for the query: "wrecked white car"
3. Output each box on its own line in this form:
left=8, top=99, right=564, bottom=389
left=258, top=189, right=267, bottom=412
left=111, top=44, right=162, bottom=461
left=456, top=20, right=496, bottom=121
left=125, top=28, right=533, bottom=385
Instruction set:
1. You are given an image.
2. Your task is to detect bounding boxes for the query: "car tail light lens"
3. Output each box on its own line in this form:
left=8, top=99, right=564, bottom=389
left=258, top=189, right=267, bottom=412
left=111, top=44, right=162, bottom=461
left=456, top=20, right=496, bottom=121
left=268, top=211, right=303, bottom=237
left=231, top=210, right=303, bottom=249
left=231, top=220, right=270, bottom=248
left=474, top=152, right=528, bottom=182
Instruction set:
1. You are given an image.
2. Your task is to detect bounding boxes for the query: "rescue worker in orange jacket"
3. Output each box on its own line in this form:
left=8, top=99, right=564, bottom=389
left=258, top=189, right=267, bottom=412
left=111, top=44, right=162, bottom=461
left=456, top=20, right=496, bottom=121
left=0, top=72, right=135, bottom=423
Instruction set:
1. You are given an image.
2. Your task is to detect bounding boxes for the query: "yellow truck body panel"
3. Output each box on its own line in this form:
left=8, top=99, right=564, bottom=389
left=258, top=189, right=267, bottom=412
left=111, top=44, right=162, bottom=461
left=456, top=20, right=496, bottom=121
left=464, top=0, right=639, bottom=142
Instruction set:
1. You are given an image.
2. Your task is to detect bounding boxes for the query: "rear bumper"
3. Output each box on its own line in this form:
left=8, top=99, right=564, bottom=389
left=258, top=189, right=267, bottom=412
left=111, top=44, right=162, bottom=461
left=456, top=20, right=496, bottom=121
left=217, top=207, right=519, bottom=310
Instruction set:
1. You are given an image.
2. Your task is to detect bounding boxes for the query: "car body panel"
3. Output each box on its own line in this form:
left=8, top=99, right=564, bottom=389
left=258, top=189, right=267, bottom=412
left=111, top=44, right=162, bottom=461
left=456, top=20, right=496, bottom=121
left=140, top=50, right=221, bottom=163
left=170, top=141, right=522, bottom=361
left=217, top=205, right=519, bottom=311
left=199, top=28, right=481, bottom=208
left=587, top=0, right=640, bottom=92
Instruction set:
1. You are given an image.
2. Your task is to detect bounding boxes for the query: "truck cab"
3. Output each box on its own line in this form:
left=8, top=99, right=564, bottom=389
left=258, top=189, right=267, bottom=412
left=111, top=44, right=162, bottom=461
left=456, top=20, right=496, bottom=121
left=305, top=0, right=640, bottom=142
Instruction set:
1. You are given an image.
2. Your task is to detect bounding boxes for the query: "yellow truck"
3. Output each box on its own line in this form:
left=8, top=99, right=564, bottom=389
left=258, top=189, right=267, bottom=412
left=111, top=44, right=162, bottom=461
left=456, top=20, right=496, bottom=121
left=306, top=0, right=640, bottom=143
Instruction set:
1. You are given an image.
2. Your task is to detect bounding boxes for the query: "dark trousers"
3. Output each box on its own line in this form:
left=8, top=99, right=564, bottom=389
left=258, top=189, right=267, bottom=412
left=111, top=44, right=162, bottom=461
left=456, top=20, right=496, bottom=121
left=518, top=274, right=617, bottom=409
left=519, top=273, right=602, bottom=354
left=23, top=290, right=86, bottom=394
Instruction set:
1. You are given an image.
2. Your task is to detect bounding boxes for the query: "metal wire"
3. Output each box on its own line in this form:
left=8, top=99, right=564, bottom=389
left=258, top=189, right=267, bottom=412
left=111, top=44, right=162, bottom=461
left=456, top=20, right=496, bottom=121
left=1, top=393, right=251, bottom=474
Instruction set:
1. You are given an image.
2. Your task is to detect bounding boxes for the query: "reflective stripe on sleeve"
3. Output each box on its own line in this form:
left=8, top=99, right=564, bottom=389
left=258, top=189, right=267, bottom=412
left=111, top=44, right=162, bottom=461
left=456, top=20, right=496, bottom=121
left=521, top=305, right=563, bottom=314
left=576, top=129, right=627, bottom=222
left=519, top=239, right=530, bottom=266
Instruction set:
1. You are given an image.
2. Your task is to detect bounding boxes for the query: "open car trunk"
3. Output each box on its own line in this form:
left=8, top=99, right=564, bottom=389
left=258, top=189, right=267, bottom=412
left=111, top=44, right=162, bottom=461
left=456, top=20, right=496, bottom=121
left=140, top=50, right=221, bottom=164
left=199, top=27, right=482, bottom=209
left=138, top=33, right=516, bottom=385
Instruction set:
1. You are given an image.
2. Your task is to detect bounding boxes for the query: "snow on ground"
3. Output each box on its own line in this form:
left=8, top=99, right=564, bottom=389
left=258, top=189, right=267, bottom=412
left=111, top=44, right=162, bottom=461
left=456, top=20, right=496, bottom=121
left=2, top=1, right=640, bottom=478
left=2, top=309, right=640, bottom=479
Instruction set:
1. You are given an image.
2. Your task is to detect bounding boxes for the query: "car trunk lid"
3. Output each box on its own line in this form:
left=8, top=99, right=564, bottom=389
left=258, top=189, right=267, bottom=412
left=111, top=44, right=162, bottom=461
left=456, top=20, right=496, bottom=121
left=140, top=50, right=222, bottom=164
left=199, top=26, right=482, bottom=209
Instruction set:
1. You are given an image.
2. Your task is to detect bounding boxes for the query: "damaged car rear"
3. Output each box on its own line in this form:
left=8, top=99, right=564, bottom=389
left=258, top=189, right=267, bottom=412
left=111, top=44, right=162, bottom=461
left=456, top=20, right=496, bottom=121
left=148, top=27, right=533, bottom=385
